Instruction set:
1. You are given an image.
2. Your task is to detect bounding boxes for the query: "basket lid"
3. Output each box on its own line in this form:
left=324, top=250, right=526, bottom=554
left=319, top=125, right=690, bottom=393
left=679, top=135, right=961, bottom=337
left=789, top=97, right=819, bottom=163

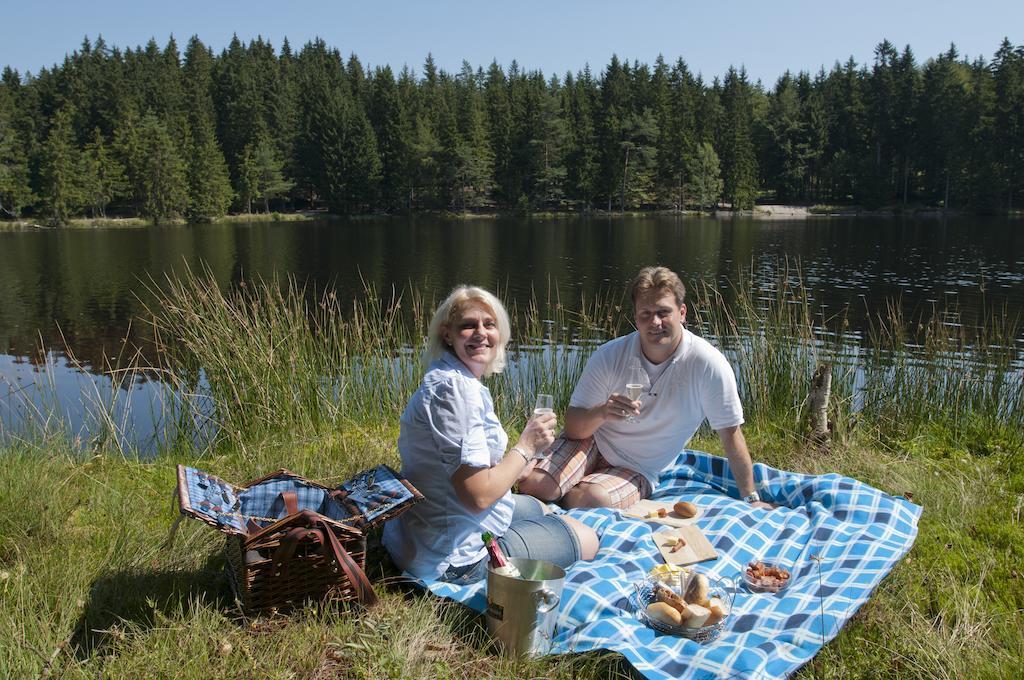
left=176, top=465, right=247, bottom=535
left=334, top=464, right=423, bottom=527
left=176, top=463, right=423, bottom=535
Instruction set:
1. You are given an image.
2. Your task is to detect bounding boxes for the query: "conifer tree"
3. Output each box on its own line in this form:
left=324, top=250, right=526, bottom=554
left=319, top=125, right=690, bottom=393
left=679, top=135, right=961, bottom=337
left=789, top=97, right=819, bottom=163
left=891, top=47, right=921, bottom=206
left=453, top=61, right=493, bottom=209
left=720, top=67, right=759, bottom=210
left=512, top=70, right=555, bottom=209
left=619, top=108, right=659, bottom=208
left=243, top=136, right=294, bottom=212
left=562, top=69, right=598, bottom=210
left=822, top=57, right=870, bottom=202
left=272, top=37, right=300, bottom=200
left=484, top=61, right=514, bottom=208
left=237, top=142, right=260, bottom=213
left=763, top=72, right=807, bottom=202
left=687, top=141, right=724, bottom=212
left=292, top=39, right=347, bottom=206
left=533, top=76, right=568, bottom=210
left=798, top=70, right=829, bottom=202
left=134, top=112, right=188, bottom=221
left=962, top=58, right=999, bottom=212
left=369, top=65, right=410, bottom=211
left=434, top=86, right=459, bottom=209
left=39, top=106, right=83, bottom=224
left=867, top=40, right=900, bottom=204
left=317, top=87, right=381, bottom=213
left=653, top=56, right=695, bottom=209
left=78, top=127, right=126, bottom=217
left=215, top=35, right=269, bottom=205
left=0, top=75, right=35, bottom=217
left=993, top=39, right=1024, bottom=210
left=919, top=46, right=969, bottom=208
left=183, top=36, right=233, bottom=220
left=597, top=56, right=628, bottom=210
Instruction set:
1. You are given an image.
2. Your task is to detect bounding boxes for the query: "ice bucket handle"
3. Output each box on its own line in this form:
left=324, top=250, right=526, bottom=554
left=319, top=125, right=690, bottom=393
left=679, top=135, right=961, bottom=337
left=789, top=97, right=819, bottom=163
left=534, top=587, right=560, bottom=614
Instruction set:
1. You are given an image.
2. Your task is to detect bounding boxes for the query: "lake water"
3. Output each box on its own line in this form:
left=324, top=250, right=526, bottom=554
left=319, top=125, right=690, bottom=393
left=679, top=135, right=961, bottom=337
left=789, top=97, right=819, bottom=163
left=2, top=214, right=1022, bottom=446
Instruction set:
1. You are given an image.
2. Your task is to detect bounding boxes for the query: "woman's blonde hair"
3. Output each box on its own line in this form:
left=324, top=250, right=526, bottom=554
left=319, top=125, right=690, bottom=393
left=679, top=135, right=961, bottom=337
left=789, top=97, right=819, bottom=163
left=423, top=285, right=512, bottom=376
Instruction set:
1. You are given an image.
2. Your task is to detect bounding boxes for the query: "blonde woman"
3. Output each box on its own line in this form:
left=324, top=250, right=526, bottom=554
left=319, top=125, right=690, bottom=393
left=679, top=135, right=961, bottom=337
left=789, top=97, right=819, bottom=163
left=383, top=285, right=598, bottom=583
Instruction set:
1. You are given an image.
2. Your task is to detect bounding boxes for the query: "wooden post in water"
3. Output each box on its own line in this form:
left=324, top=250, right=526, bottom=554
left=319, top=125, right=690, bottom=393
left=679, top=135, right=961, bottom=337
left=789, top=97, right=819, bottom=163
left=809, top=363, right=832, bottom=442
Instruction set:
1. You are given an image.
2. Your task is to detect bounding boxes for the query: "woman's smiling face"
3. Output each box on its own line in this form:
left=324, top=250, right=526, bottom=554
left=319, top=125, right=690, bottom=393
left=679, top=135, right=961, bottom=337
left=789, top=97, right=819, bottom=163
left=443, top=302, right=499, bottom=378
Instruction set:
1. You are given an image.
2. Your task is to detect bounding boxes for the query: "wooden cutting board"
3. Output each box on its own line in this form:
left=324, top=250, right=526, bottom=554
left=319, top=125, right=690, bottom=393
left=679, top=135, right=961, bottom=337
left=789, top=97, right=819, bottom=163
left=652, top=526, right=718, bottom=566
left=622, top=498, right=704, bottom=527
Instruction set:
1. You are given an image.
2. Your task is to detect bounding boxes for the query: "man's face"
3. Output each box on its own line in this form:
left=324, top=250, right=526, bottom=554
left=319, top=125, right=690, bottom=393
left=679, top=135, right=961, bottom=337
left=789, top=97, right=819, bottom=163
left=634, top=290, right=686, bottom=362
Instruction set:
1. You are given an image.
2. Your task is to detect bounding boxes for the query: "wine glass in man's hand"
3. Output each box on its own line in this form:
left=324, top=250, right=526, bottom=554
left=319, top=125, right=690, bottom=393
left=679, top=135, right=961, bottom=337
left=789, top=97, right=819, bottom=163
left=624, top=359, right=647, bottom=422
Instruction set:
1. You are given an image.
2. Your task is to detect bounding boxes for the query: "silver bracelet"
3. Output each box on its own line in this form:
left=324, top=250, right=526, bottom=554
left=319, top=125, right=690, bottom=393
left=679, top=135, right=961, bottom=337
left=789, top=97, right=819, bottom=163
left=508, top=446, right=530, bottom=464
left=742, top=491, right=761, bottom=504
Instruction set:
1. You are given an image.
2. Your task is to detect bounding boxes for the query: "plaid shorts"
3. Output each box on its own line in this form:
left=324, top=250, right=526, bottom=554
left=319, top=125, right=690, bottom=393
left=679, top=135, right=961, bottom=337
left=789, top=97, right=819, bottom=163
left=533, top=435, right=651, bottom=510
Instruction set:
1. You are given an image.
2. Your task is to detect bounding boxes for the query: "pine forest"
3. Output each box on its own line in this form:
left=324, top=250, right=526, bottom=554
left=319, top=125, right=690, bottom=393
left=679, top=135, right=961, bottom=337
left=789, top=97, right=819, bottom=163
left=1, top=35, right=1023, bottom=223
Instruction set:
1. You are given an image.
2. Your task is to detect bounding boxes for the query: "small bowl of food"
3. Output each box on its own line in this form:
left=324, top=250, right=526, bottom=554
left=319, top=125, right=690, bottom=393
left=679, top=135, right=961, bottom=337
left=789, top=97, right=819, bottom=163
left=743, top=560, right=792, bottom=593
left=630, top=571, right=735, bottom=643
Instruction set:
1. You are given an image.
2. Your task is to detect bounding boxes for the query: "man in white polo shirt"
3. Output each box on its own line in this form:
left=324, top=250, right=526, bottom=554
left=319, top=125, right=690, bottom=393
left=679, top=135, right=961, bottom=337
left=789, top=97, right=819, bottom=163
left=519, top=266, right=774, bottom=510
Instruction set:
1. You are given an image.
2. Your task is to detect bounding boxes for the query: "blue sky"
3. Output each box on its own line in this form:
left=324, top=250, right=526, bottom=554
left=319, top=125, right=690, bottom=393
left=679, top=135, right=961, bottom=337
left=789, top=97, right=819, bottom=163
left=2, top=1, right=1021, bottom=85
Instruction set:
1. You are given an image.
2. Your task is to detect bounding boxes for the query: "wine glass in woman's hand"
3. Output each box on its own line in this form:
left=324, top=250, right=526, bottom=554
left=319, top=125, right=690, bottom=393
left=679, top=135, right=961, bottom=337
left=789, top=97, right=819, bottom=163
left=533, top=393, right=554, bottom=416
left=523, top=394, right=556, bottom=459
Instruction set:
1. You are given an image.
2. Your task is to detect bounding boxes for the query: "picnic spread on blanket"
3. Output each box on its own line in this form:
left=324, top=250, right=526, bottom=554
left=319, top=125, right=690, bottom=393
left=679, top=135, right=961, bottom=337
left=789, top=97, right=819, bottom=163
left=427, top=449, right=922, bottom=680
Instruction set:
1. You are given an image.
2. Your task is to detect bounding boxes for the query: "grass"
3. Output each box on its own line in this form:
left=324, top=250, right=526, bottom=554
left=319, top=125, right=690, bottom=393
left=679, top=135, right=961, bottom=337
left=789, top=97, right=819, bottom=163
left=1, top=268, right=1022, bottom=678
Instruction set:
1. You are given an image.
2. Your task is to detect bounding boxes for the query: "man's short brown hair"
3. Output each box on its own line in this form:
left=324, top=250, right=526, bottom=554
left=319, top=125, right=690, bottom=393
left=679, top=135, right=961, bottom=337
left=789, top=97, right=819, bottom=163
left=629, top=266, right=686, bottom=308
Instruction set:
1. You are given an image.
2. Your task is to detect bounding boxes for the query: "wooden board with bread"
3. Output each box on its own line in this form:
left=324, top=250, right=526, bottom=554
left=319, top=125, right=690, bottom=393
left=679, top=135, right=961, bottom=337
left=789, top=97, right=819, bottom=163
left=652, top=525, right=718, bottom=566
left=622, top=498, right=703, bottom=527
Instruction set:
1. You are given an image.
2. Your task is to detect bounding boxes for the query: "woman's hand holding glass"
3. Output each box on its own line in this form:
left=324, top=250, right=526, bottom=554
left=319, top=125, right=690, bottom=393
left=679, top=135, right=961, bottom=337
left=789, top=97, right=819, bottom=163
left=518, top=407, right=556, bottom=459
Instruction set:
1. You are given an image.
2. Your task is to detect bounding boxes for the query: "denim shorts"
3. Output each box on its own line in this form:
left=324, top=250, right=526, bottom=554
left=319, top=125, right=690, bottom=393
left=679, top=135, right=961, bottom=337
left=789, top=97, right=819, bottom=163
left=439, top=494, right=583, bottom=585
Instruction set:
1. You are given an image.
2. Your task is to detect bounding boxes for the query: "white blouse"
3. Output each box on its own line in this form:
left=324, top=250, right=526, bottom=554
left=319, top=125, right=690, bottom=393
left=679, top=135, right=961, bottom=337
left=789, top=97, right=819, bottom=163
left=382, top=353, right=514, bottom=580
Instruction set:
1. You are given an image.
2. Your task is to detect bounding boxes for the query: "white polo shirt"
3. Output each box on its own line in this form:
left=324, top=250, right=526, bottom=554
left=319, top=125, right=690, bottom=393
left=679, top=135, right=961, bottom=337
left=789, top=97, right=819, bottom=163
left=569, top=327, right=744, bottom=488
left=382, top=353, right=515, bottom=580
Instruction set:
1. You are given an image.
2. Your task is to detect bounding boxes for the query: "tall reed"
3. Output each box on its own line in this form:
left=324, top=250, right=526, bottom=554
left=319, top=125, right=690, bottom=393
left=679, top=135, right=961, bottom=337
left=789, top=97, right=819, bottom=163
left=13, top=263, right=1016, bottom=457
left=147, top=271, right=628, bottom=445
left=860, top=298, right=1023, bottom=447
left=689, top=262, right=857, bottom=441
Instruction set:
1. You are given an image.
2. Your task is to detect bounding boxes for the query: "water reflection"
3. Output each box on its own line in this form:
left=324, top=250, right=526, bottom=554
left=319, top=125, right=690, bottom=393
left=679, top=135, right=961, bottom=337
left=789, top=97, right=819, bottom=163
left=1, top=215, right=1021, bottom=449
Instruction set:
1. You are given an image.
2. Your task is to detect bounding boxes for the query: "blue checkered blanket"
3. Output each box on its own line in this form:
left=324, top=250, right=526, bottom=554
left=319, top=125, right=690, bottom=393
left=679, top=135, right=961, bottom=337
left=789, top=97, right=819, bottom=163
left=426, top=450, right=922, bottom=679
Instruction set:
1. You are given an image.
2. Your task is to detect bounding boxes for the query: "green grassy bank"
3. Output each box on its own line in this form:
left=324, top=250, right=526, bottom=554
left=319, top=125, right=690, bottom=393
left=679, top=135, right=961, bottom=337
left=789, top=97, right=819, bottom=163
left=2, top=271, right=1022, bottom=678
left=2, top=427, right=1021, bottom=678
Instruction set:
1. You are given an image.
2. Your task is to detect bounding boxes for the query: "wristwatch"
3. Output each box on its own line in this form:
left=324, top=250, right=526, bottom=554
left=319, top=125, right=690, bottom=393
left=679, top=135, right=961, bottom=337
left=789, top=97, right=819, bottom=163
left=742, top=491, right=761, bottom=504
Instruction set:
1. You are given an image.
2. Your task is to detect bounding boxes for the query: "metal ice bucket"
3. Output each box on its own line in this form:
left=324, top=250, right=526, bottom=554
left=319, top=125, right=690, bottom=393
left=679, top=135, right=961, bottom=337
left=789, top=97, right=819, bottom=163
left=485, top=557, right=565, bottom=656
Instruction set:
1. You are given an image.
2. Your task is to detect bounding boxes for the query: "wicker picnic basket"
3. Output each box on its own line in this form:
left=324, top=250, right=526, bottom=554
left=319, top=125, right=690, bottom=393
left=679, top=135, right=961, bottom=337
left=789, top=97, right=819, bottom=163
left=176, top=464, right=422, bottom=614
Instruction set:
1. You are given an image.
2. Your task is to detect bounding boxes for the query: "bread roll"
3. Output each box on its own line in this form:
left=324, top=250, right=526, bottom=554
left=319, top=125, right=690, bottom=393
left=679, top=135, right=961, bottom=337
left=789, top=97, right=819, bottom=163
left=683, top=572, right=710, bottom=607
left=646, top=602, right=682, bottom=626
left=705, top=596, right=730, bottom=625
left=673, top=501, right=697, bottom=518
left=654, top=583, right=686, bottom=612
left=681, top=603, right=711, bottom=628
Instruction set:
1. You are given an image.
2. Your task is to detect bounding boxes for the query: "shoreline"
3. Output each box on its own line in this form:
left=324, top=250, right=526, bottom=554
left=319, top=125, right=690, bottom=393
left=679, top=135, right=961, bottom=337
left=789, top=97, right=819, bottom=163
left=2, top=205, right=1021, bottom=230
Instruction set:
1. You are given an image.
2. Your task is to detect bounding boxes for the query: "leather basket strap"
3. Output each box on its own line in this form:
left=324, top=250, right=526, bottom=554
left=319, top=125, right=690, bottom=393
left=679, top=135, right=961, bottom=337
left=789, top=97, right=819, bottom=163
left=269, top=510, right=377, bottom=607
left=272, top=526, right=322, bottom=568
left=282, top=490, right=299, bottom=516
left=314, top=515, right=378, bottom=606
